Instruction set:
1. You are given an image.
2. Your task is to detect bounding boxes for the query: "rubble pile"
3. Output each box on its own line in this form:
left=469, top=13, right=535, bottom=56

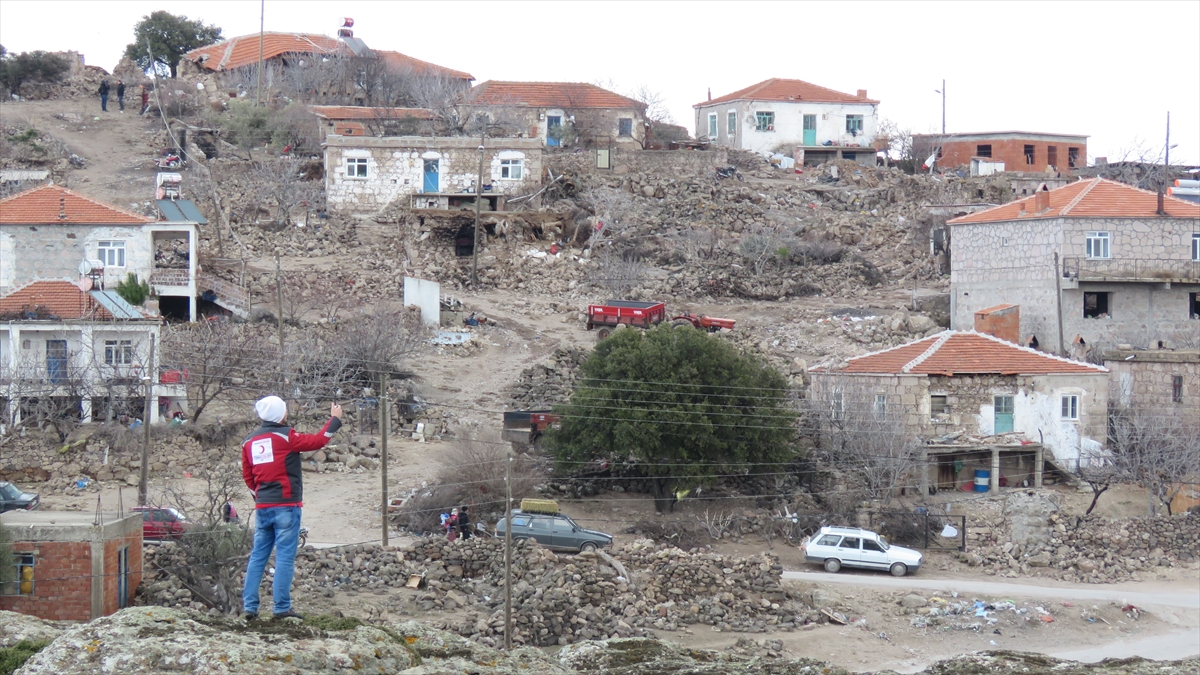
left=960, top=512, right=1200, bottom=583
left=507, top=345, right=589, bottom=409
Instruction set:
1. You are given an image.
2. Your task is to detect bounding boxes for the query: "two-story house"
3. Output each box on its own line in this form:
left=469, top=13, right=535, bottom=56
left=949, top=178, right=1200, bottom=354
left=0, top=280, right=184, bottom=425
left=0, top=184, right=248, bottom=321
left=466, top=81, right=648, bottom=148
left=694, top=78, right=878, bottom=164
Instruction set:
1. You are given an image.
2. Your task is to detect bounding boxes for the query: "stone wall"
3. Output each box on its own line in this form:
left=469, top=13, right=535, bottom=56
left=1105, top=350, right=1200, bottom=410
left=546, top=147, right=729, bottom=179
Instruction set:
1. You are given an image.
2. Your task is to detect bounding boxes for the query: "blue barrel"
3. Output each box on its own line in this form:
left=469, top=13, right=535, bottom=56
left=974, top=469, right=991, bottom=492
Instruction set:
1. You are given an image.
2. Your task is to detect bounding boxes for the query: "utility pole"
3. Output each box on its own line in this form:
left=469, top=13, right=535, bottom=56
left=503, top=448, right=512, bottom=650
left=1158, top=112, right=1171, bottom=215
left=471, top=117, right=488, bottom=287
left=256, top=0, right=265, bottom=106
left=380, top=371, right=389, bottom=547
left=275, top=254, right=285, bottom=369
left=137, top=335, right=156, bottom=506
left=941, top=80, right=946, bottom=134
left=1054, top=252, right=1065, bottom=356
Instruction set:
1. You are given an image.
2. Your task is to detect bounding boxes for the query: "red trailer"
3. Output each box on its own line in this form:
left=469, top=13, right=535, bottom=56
left=586, top=300, right=667, bottom=338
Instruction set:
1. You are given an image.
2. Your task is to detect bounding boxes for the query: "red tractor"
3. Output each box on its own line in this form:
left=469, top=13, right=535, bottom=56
left=586, top=300, right=735, bottom=339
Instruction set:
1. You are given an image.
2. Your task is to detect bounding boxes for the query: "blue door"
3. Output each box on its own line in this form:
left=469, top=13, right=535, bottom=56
left=802, top=115, right=817, bottom=145
left=46, top=340, right=68, bottom=384
left=422, top=159, right=439, bottom=193
left=994, top=395, right=1014, bottom=433
left=546, top=116, right=562, bottom=147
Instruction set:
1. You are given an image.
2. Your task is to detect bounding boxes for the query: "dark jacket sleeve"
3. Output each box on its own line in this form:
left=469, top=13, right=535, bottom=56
left=286, top=417, right=343, bottom=453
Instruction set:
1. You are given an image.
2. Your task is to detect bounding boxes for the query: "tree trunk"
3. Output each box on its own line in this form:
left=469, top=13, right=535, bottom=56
left=169, top=61, right=178, bottom=79
left=1084, top=485, right=1108, bottom=516
left=651, top=477, right=675, bottom=514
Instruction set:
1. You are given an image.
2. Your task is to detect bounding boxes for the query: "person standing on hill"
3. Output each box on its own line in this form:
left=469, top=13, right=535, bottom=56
left=98, top=80, right=110, bottom=112
left=140, top=85, right=151, bottom=115
left=116, top=80, right=126, bottom=112
left=241, top=396, right=343, bottom=621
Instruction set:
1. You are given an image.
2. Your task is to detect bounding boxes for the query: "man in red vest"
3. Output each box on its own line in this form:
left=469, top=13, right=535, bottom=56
left=241, top=396, right=342, bottom=620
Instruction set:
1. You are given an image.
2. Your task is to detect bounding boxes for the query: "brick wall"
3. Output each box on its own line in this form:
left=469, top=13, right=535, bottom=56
left=0, top=541, right=93, bottom=621
left=937, top=138, right=1086, bottom=175
left=101, top=531, right=143, bottom=614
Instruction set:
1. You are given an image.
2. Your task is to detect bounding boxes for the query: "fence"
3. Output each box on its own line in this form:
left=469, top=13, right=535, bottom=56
left=867, top=510, right=967, bottom=551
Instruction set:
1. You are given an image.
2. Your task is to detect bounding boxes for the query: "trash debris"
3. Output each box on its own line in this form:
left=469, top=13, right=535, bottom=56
left=1040, top=615, right=1055, bottom=623
left=822, top=609, right=847, bottom=625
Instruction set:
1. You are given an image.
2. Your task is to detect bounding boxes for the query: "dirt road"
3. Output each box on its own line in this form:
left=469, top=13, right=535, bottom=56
left=782, top=569, right=1200, bottom=667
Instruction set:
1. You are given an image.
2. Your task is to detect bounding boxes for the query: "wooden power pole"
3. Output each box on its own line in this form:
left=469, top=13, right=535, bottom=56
left=503, top=448, right=513, bottom=650
left=471, top=117, right=487, bottom=287
left=137, top=335, right=156, bottom=506
left=380, top=372, right=389, bottom=547
left=275, top=254, right=285, bottom=368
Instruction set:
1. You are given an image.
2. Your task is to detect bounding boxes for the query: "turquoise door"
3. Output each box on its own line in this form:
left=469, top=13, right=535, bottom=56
left=802, top=115, right=817, bottom=145
left=994, top=396, right=1014, bottom=433
left=546, top=116, right=562, bottom=147
left=422, top=159, right=439, bottom=193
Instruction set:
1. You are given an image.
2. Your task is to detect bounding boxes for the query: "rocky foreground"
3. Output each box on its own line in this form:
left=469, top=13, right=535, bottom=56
left=2, top=607, right=1196, bottom=675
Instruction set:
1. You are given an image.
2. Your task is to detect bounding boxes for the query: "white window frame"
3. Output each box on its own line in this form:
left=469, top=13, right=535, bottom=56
left=727, top=111, right=736, bottom=135
left=1192, top=233, right=1199, bottom=261
left=846, top=114, right=864, bottom=133
left=755, top=111, right=775, bottom=132
left=1060, top=394, right=1079, bottom=421
left=346, top=157, right=368, bottom=179
left=499, top=158, right=523, bottom=180
left=1085, top=231, right=1110, bottom=259
left=97, top=240, right=125, bottom=268
left=873, top=394, right=887, bottom=417
left=104, top=339, right=134, bottom=366
left=707, top=113, right=718, bottom=138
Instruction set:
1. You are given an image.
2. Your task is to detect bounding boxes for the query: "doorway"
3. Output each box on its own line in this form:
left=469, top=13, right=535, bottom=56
left=422, top=159, right=439, bottom=193
left=117, top=546, right=129, bottom=608
left=46, top=340, right=68, bottom=384
left=803, top=115, right=817, bottom=145
left=994, top=395, right=1014, bottom=433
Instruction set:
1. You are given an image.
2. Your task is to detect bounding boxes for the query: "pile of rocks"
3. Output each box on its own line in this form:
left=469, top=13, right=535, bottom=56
left=959, top=512, right=1199, bottom=583
left=507, top=345, right=589, bottom=409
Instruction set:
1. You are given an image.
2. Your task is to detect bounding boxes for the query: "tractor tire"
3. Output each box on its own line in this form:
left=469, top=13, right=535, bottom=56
left=671, top=319, right=696, bottom=329
left=597, top=327, right=612, bottom=340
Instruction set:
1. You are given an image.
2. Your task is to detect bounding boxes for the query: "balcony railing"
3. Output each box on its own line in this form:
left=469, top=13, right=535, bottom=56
left=148, top=269, right=191, bottom=287
left=1062, top=257, right=1200, bottom=283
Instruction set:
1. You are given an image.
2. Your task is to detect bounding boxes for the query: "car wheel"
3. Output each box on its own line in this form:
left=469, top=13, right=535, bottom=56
left=580, top=542, right=597, bottom=553
left=513, top=537, right=529, bottom=544
left=890, top=562, right=908, bottom=577
left=597, top=328, right=612, bottom=340
left=823, top=558, right=841, bottom=573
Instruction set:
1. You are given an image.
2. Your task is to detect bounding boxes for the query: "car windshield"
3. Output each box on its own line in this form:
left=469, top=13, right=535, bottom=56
left=877, top=536, right=890, bottom=550
left=0, top=484, right=21, bottom=499
left=167, top=508, right=186, bottom=521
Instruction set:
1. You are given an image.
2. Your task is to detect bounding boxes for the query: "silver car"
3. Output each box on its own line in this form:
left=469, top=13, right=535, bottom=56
left=803, top=526, right=923, bottom=577
left=495, top=510, right=612, bottom=553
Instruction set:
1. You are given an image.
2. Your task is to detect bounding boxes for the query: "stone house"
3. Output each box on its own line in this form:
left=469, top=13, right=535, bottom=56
left=914, top=131, right=1088, bottom=176
left=1103, top=347, right=1198, bottom=411
left=693, top=78, right=878, bottom=164
left=0, top=184, right=252, bottom=321
left=466, top=81, right=648, bottom=148
left=0, top=280, right=185, bottom=424
left=324, top=135, right=543, bottom=213
left=310, top=105, right=436, bottom=141
left=949, top=178, right=1200, bottom=353
left=0, top=511, right=141, bottom=621
left=809, top=330, right=1109, bottom=494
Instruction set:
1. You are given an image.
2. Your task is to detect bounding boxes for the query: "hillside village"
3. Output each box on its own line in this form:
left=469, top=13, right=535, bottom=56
left=0, top=11, right=1198, bottom=675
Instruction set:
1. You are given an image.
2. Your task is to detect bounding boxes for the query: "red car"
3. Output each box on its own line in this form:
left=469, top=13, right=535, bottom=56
left=133, top=506, right=188, bottom=541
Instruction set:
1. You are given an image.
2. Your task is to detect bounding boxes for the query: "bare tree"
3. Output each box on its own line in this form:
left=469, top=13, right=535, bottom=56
left=249, top=156, right=324, bottom=227
left=577, top=186, right=637, bottom=249
left=1108, top=406, right=1200, bottom=515
left=591, top=247, right=648, bottom=298
left=805, top=376, right=922, bottom=507
left=159, top=321, right=263, bottom=423
left=739, top=223, right=796, bottom=276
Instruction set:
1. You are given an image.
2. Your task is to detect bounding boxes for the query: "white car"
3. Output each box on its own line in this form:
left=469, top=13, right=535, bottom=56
left=803, top=526, right=923, bottom=577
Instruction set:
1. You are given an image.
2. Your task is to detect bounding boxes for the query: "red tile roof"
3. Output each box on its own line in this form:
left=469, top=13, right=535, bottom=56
left=700, top=78, right=879, bottom=107
left=950, top=178, right=1200, bottom=224
left=0, top=184, right=152, bottom=225
left=309, top=105, right=434, bottom=120
left=833, top=331, right=1106, bottom=375
left=186, top=33, right=345, bottom=72
left=468, top=81, right=644, bottom=110
left=0, top=281, right=113, bottom=320
left=375, top=50, right=473, bottom=81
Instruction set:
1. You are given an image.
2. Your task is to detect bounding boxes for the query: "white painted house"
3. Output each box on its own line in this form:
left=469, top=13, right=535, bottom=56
left=694, top=78, right=879, bottom=165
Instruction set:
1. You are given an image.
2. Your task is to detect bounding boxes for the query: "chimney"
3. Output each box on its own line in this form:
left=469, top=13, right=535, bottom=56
left=707, top=88, right=711, bottom=102
left=857, top=89, right=867, bottom=99
left=58, top=195, right=67, bottom=220
left=974, top=304, right=1020, bottom=344
left=1034, top=185, right=1050, bottom=213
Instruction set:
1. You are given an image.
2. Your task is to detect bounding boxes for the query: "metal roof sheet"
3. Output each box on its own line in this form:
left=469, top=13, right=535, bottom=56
left=156, top=199, right=207, bottom=224
left=88, top=290, right=145, bottom=319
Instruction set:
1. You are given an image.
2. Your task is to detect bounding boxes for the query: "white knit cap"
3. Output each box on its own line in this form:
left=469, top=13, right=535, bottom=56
left=255, top=396, right=287, bottom=423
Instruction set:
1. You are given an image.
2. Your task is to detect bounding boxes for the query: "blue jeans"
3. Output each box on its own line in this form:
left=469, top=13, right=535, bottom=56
left=100, top=93, right=108, bottom=111
left=242, top=506, right=301, bottom=614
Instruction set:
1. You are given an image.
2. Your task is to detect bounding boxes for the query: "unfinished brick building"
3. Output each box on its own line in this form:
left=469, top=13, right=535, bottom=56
left=0, top=511, right=141, bottom=621
left=914, top=131, right=1088, bottom=175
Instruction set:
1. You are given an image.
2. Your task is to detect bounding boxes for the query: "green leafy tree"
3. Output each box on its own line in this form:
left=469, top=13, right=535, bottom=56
left=0, top=48, right=70, bottom=95
left=123, top=11, right=222, bottom=79
left=115, top=273, right=151, bottom=306
left=546, top=324, right=799, bottom=512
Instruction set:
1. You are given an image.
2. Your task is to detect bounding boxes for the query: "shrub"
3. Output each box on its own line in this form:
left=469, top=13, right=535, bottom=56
left=0, top=640, right=50, bottom=675
left=0, top=50, right=70, bottom=95
left=115, top=273, right=151, bottom=306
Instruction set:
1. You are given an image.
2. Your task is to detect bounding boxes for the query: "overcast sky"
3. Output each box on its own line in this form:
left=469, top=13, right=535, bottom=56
left=2, top=1, right=1197, bottom=163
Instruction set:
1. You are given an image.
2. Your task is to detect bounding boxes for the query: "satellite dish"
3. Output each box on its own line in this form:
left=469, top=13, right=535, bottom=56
left=77, top=278, right=93, bottom=292
left=78, top=259, right=93, bottom=276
